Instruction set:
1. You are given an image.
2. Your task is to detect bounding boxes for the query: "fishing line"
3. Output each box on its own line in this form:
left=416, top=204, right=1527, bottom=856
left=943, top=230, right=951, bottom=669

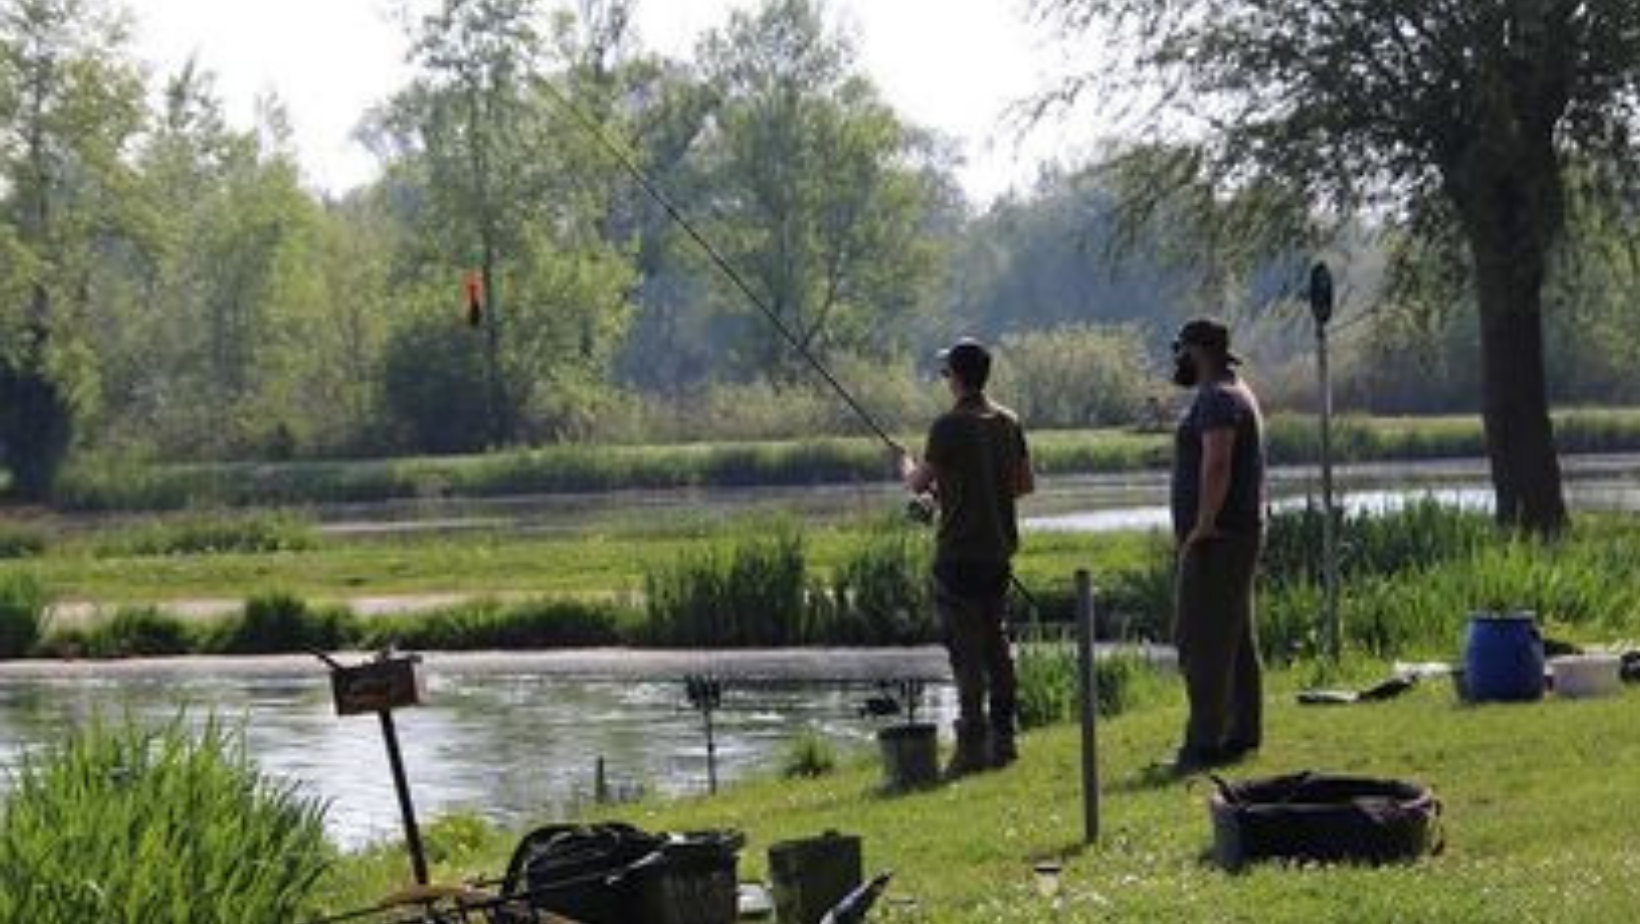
left=535, top=78, right=904, bottom=454
left=535, top=77, right=1050, bottom=613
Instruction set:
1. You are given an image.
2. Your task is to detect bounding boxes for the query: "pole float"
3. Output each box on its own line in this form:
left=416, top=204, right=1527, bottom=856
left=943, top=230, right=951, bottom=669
left=1075, top=569, right=1100, bottom=844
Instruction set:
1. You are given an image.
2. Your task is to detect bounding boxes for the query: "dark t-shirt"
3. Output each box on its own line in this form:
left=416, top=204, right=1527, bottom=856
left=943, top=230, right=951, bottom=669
left=925, top=396, right=1029, bottom=582
left=1172, top=378, right=1266, bottom=541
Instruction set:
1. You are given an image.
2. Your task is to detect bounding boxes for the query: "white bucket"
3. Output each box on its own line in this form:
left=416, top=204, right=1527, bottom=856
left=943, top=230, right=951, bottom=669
left=1550, top=654, right=1623, bottom=699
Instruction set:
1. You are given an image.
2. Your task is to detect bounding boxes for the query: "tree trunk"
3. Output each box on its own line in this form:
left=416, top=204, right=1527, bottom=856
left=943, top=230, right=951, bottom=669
left=1450, top=150, right=1569, bottom=534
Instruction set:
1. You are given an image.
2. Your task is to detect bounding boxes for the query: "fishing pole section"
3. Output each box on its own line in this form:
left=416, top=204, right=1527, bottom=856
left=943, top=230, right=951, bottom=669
left=520, top=77, right=1043, bottom=618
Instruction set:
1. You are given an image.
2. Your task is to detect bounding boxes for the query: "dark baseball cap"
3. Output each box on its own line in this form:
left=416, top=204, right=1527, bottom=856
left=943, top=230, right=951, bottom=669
left=938, top=337, right=992, bottom=385
left=1173, top=318, right=1243, bottom=366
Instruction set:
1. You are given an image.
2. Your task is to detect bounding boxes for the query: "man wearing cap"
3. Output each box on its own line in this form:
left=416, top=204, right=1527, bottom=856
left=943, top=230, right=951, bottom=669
left=901, top=338, right=1035, bottom=776
left=1169, top=319, right=1267, bottom=772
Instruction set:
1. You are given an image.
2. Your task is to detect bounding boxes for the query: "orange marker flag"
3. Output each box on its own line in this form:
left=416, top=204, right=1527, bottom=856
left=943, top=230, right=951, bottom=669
left=464, top=271, right=484, bottom=328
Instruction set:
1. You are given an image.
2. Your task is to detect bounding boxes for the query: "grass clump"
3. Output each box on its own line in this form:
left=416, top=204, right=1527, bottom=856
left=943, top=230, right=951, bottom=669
left=205, top=591, right=361, bottom=654
left=64, top=606, right=194, bottom=658
left=95, top=511, right=318, bottom=557
left=0, top=522, right=46, bottom=559
left=0, top=715, right=329, bottom=923
left=0, top=571, right=47, bottom=658
left=816, top=517, right=935, bottom=645
left=362, top=597, right=630, bottom=650
left=1016, top=645, right=1163, bottom=730
left=642, top=522, right=809, bottom=647
left=780, top=728, right=839, bottom=780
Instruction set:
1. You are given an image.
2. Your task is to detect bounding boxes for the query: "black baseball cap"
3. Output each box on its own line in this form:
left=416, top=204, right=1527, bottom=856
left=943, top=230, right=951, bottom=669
left=938, top=337, right=992, bottom=386
left=1173, top=318, right=1243, bottom=366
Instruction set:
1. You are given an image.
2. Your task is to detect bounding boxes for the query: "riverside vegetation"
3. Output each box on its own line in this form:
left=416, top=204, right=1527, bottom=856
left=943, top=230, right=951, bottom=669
left=4, top=502, right=1640, bottom=665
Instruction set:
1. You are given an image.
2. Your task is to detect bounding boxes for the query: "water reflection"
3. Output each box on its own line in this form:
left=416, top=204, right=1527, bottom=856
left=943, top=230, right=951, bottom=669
left=0, top=669, right=955, bottom=849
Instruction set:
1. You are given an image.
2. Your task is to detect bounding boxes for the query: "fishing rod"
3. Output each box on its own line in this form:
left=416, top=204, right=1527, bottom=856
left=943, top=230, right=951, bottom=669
left=535, top=78, right=905, bottom=455
left=534, top=77, right=1048, bottom=617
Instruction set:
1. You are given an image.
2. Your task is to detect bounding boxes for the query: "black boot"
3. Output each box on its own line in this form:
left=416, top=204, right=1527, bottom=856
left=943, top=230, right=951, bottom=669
left=989, top=712, right=1018, bottom=769
left=945, top=720, right=990, bottom=780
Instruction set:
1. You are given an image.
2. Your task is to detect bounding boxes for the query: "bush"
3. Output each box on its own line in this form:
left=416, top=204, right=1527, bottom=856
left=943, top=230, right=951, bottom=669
left=0, top=715, right=329, bottom=923
left=0, top=522, right=46, bottom=559
left=0, top=572, right=47, bottom=658
left=642, top=523, right=809, bottom=647
left=818, top=517, right=935, bottom=645
left=85, top=606, right=194, bottom=658
left=780, top=728, right=839, bottom=779
left=207, top=591, right=360, bottom=654
left=95, top=511, right=318, bottom=557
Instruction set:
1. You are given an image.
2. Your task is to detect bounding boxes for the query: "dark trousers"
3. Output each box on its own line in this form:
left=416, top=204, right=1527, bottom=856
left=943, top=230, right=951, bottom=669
left=1172, top=530, right=1264, bottom=757
left=934, top=577, right=1017, bottom=731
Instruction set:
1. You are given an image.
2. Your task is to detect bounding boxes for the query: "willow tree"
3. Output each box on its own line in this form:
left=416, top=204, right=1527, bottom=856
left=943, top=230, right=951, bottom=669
left=1037, top=0, right=1640, bottom=532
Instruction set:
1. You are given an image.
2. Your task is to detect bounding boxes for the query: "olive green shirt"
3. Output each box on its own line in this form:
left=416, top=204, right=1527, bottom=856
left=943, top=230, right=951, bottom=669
left=925, top=395, right=1029, bottom=568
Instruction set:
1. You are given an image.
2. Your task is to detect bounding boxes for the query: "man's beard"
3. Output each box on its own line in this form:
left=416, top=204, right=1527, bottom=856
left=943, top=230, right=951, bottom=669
left=1172, top=355, right=1200, bottom=388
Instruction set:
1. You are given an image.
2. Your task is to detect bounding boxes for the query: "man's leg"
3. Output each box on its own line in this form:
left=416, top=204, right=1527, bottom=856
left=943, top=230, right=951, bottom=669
left=1173, top=542, right=1240, bottom=763
left=936, top=583, right=991, bottom=777
left=979, top=593, right=1019, bottom=767
left=1225, top=533, right=1264, bottom=755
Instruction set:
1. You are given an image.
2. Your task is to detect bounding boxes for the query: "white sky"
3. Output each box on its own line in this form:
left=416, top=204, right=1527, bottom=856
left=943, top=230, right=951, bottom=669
left=126, top=0, right=1096, bottom=205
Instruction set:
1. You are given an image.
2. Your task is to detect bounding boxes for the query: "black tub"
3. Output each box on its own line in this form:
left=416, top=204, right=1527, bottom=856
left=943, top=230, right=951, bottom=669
left=1209, top=772, right=1443, bottom=872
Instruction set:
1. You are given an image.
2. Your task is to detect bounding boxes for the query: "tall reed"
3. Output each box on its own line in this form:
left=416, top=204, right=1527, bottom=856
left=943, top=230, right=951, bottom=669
left=0, top=715, right=330, bottom=923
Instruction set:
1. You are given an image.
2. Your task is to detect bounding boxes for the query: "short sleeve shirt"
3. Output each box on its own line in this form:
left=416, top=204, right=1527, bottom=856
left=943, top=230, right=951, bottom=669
left=1171, top=379, right=1266, bottom=541
left=925, top=396, right=1030, bottom=568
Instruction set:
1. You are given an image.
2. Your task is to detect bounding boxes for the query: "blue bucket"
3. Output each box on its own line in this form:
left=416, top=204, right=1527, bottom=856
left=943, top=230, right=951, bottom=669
left=1463, top=613, right=1544, bottom=703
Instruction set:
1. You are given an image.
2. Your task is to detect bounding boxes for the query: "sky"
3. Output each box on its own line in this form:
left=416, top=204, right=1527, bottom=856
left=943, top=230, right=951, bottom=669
left=125, top=0, right=1098, bottom=205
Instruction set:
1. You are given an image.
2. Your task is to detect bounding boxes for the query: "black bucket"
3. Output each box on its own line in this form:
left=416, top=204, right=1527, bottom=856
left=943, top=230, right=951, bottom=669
left=877, top=723, right=939, bottom=792
left=1209, top=773, right=1442, bottom=872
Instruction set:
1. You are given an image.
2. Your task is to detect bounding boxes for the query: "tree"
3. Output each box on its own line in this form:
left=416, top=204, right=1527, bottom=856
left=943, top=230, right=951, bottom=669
left=0, top=0, right=144, bottom=497
left=1036, top=0, right=1640, bottom=532
left=695, top=0, right=939, bottom=380
left=379, top=0, right=634, bottom=447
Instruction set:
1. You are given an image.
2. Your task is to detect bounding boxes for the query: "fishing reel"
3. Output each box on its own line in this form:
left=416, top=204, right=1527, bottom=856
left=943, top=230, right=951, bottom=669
left=905, top=493, right=937, bottom=526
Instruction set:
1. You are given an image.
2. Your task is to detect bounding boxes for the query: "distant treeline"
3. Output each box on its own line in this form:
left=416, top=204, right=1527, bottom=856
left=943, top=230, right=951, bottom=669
left=5, top=0, right=1640, bottom=503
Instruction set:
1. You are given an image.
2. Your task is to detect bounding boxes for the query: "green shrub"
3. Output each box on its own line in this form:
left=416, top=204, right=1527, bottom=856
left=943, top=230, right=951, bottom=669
left=1016, top=645, right=1163, bottom=730
left=781, top=728, right=839, bottom=779
left=0, top=522, right=46, bottom=559
left=207, top=591, right=360, bottom=654
left=0, top=572, right=47, bottom=658
left=819, top=517, right=935, bottom=645
left=96, top=511, right=318, bottom=557
left=0, top=715, right=329, bottom=923
left=86, top=606, right=193, bottom=658
left=362, top=597, right=628, bottom=650
left=642, top=523, right=809, bottom=647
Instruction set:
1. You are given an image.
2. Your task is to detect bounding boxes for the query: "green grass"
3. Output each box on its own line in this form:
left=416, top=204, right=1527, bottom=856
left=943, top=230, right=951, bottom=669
left=0, top=715, right=330, bottom=924
left=0, top=571, right=46, bottom=658
left=318, top=677, right=1640, bottom=923
left=1, top=515, right=1151, bottom=611
left=92, top=511, right=317, bottom=557
left=48, top=407, right=1640, bottom=512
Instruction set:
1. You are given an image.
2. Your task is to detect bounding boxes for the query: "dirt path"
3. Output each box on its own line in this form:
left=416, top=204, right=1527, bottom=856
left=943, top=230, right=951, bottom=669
left=44, top=590, right=537, bottom=628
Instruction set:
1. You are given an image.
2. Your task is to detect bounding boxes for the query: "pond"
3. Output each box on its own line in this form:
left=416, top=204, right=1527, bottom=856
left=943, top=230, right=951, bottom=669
left=306, top=454, right=1640, bottom=538
left=0, top=651, right=958, bottom=850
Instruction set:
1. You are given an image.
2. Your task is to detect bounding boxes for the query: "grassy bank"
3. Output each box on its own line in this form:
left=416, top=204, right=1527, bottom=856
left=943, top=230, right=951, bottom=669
left=47, top=407, right=1640, bottom=511
left=6, top=504, right=1640, bottom=665
left=319, top=676, right=1640, bottom=923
